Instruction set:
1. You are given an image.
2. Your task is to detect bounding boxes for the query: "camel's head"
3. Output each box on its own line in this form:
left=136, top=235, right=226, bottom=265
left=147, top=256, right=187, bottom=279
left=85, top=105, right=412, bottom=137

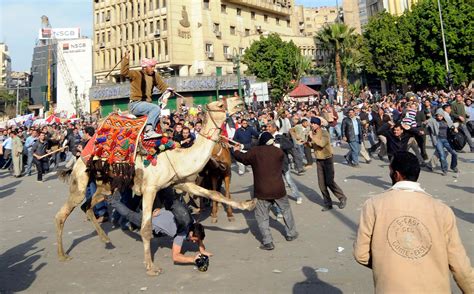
left=205, top=101, right=227, bottom=123
left=225, top=96, right=245, bottom=116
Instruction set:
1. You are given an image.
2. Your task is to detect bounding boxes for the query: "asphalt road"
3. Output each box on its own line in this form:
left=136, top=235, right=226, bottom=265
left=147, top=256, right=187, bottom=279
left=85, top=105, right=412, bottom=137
left=1, top=146, right=473, bottom=293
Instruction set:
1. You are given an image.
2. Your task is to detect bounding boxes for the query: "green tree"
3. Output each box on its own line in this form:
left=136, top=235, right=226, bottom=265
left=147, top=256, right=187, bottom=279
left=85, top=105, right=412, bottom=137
left=242, top=34, right=303, bottom=101
left=408, top=0, right=473, bottom=87
left=363, top=12, right=415, bottom=86
left=315, top=23, right=356, bottom=88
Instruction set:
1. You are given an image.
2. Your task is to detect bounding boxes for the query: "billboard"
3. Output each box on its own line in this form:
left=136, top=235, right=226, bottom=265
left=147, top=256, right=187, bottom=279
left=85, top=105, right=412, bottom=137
left=38, top=28, right=80, bottom=40
left=56, top=38, right=92, bottom=115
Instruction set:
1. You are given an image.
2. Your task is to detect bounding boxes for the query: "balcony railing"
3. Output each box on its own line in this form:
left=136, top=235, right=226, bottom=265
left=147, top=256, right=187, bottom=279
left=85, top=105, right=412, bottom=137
left=224, top=0, right=291, bottom=16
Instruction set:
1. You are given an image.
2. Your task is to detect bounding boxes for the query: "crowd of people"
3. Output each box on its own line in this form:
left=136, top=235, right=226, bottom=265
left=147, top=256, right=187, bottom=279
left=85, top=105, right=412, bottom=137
left=1, top=86, right=473, bottom=289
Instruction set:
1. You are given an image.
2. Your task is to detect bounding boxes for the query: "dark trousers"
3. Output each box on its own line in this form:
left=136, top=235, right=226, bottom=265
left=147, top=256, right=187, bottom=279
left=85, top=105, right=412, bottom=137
left=304, top=145, right=314, bottom=166
left=316, top=156, right=346, bottom=207
left=33, top=157, right=48, bottom=181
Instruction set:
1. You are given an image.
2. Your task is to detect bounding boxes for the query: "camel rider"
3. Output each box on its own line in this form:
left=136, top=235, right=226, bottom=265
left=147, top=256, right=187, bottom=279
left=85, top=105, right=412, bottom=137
left=107, top=192, right=213, bottom=265
left=120, top=50, right=171, bottom=139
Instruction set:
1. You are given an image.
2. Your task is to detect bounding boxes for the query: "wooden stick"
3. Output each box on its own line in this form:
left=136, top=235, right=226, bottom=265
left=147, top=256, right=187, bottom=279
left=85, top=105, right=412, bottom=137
left=37, top=146, right=68, bottom=159
left=105, top=55, right=125, bottom=79
left=219, top=135, right=240, bottom=146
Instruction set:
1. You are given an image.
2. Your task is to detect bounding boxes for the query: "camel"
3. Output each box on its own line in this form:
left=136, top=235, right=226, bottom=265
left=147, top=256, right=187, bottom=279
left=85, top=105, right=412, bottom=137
left=55, top=98, right=256, bottom=276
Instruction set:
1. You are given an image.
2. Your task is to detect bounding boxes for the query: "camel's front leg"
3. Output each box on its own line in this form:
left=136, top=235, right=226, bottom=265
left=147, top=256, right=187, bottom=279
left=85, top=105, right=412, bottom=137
left=174, top=182, right=256, bottom=211
left=140, top=188, right=162, bottom=276
left=210, top=176, right=219, bottom=223
left=87, top=187, right=111, bottom=244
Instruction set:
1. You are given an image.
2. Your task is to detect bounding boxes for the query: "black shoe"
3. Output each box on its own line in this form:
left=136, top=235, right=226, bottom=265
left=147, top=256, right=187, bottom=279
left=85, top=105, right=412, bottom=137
left=366, top=159, right=372, bottom=164
left=378, top=154, right=384, bottom=161
left=321, top=206, right=333, bottom=212
left=344, top=155, right=350, bottom=164
left=285, top=232, right=299, bottom=242
left=296, top=169, right=305, bottom=175
left=259, top=242, right=275, bottom=250
left=452, top=167, right=459, bottom=173
left=442, top=171, right=448, bottom=176
left=425, top=165, right=433, bottom=172
left=338, top=198, right=347, bottom=209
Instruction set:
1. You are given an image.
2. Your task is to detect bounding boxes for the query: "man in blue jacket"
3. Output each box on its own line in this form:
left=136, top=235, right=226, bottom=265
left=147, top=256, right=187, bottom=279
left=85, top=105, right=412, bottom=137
left=233, top=119, right=259, bottom=175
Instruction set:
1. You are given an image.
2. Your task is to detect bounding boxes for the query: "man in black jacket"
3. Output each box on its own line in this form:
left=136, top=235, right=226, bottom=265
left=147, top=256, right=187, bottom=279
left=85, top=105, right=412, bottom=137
left=233, top=119, right=259, bottom=175
left=341, top=108, right=363, bottom=167
left=377, top=122, right=424, bottom=163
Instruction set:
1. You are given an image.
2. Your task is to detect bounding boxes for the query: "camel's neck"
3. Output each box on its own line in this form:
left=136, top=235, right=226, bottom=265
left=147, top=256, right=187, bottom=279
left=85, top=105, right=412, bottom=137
left=161, top=111, right=224, bottom=179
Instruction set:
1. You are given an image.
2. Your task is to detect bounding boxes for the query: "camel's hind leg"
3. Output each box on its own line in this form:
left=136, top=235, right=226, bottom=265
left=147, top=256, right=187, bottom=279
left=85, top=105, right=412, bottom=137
left=85, top=185, right=112, bottom=243
left=174, top=182, right=257, bottom=211
left=55, top=160, right=88, bottom=261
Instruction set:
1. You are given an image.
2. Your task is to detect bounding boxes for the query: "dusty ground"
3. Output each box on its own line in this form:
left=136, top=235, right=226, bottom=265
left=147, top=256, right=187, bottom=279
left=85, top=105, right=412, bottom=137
left=1, top=146, right=473, bottom=294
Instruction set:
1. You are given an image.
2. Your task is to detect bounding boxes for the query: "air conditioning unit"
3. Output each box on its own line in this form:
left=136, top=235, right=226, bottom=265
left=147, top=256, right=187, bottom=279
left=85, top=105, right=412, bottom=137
left=197, top=68, right=204, bottom=74
left=105, top=15, right=111, bottom=21
left=255, top=25, right=262, bottom=32
left=215, top=31, right=222, bottom=38
left=99, top=42, right=105, bottom=48
left=154, top=29, right=160, bottom=37
left=224, top=53, right=233, bottom=60
left=206, top=52, right=214, bottom=59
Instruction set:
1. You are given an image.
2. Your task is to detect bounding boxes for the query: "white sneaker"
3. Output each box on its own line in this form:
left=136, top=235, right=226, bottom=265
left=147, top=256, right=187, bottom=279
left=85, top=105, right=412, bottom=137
left=296, top=198, right=302, bottom=204
left=144, top=129, right=162, bottom=140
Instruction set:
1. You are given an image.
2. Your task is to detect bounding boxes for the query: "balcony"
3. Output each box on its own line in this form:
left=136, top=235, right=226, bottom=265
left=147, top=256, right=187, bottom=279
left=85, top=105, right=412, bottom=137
left=224, top=0, right=291, bottom=16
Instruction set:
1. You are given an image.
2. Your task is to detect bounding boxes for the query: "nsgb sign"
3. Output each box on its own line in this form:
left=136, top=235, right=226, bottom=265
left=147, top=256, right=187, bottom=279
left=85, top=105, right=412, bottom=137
left=38, top=28, right=80, bottom=40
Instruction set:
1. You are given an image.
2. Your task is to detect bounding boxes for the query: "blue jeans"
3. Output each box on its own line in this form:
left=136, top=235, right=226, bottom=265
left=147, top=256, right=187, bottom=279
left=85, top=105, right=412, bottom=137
left=25, top=150, right=34, bottom=175
left=435, top=138, right=457, bottom=172
left=129, top=101, right=161, bottom=127
left=284, top=170, right=301, bottom=199
left=85, top=181, right=108, bottom=217
left=295, top=144, right=305, bottom=164
left=347, top=141, right=361, bottom=165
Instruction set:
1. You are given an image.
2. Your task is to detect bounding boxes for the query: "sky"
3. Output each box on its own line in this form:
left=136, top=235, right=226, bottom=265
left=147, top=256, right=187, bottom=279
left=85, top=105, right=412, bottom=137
left=1, top=0, right=338, bottom=72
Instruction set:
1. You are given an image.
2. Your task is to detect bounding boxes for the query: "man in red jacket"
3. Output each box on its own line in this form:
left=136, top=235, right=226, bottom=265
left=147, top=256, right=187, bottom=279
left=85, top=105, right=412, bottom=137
left=233, top=132, right=298, bottom=250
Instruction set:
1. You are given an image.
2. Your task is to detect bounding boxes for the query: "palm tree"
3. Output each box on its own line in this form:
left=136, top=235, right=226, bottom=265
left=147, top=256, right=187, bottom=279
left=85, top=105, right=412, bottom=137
left=315, top=23, right=356, bottom=90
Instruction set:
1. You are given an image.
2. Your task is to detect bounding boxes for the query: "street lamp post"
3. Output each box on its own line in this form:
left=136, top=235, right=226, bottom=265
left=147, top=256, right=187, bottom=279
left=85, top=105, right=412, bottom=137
left=232, top=49, right=243, bottom=98
left=16, top=81, right=20, bottom=116
left=437, top=0, right=451, bottom=88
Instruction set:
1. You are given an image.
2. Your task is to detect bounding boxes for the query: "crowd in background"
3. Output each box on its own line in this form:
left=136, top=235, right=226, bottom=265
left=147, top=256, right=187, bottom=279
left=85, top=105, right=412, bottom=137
left=1, top=86, right=473, bottom=218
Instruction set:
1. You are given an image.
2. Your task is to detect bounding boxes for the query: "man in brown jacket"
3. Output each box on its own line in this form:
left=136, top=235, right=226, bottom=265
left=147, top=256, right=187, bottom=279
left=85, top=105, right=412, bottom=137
left=121, top=51, right=170, bottom=139
left=354, top=151, right=473, bottom=293
left=233, top=132, right=298, bottom=250
left=308, top=117, right=347, bottom=211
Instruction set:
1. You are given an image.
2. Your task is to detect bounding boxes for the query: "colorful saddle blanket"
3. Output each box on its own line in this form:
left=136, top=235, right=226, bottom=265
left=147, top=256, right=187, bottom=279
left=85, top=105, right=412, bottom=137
left=81, top=113, right=177, bottom=165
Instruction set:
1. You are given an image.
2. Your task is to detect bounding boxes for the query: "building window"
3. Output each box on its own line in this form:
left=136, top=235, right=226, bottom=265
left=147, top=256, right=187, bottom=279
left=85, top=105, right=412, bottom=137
left=107, top=30, right=111, bottom=42
left=205, top=43, right=213, bottom=53
left=245, top=28, right=250, bottom=36
left=236, top=8, right=241, bottom=16
left=149, top=21, right=154, bottom=33
left=96, top=13, right=99, bottom=23
left=162, top=0, right=166, bottom=8
left=213, top=23, right=220, bottom=32
left=251, top=11, right=255, bottom=20
left=163, top=38, right=168, bottom=56
left=96, top=33, right=100, bottom=43
left=264, top=15, right=268, bottom=22
left=276, top=18, right=280, bottom=25
left=230, top=26, right=236, bottom=35
left=223, top=45, right=229, bottom=54
left=163, top=18, right=167, bottom=31
left=287, top=19, right=291, bottom=27
left=239, top=47, right=244, bottom=55
left=156, top=20, right=160, bottom=31
left=203, top=0, right=210, bottom=10
left=221, top=4, right=226, bottom=13
left=155, top=0, right=159, bottom=9
left=306, top=17, right=310, bottom=21
left=149, top=0, right=153, bottom=10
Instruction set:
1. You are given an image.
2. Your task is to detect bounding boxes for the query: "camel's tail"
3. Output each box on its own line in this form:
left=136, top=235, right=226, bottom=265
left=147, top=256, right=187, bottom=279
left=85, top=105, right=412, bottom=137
left=57, top=168, right=73, bottom=183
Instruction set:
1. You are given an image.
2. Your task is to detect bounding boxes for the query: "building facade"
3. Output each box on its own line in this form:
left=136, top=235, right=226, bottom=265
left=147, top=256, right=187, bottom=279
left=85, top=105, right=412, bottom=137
left=91, top=0, right=338, bottom=115
left=30, top=42, right=57, bottom=109
left=366, top=0, right=420, bottom=21
left=0, top=43, right=12, bottom=89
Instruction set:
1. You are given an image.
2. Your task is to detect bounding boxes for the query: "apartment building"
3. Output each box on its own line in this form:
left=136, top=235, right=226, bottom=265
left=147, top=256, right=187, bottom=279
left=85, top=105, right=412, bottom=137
left=0, top=43, right=12, bottom=88
left=91, top=0, right=340, bottom=114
